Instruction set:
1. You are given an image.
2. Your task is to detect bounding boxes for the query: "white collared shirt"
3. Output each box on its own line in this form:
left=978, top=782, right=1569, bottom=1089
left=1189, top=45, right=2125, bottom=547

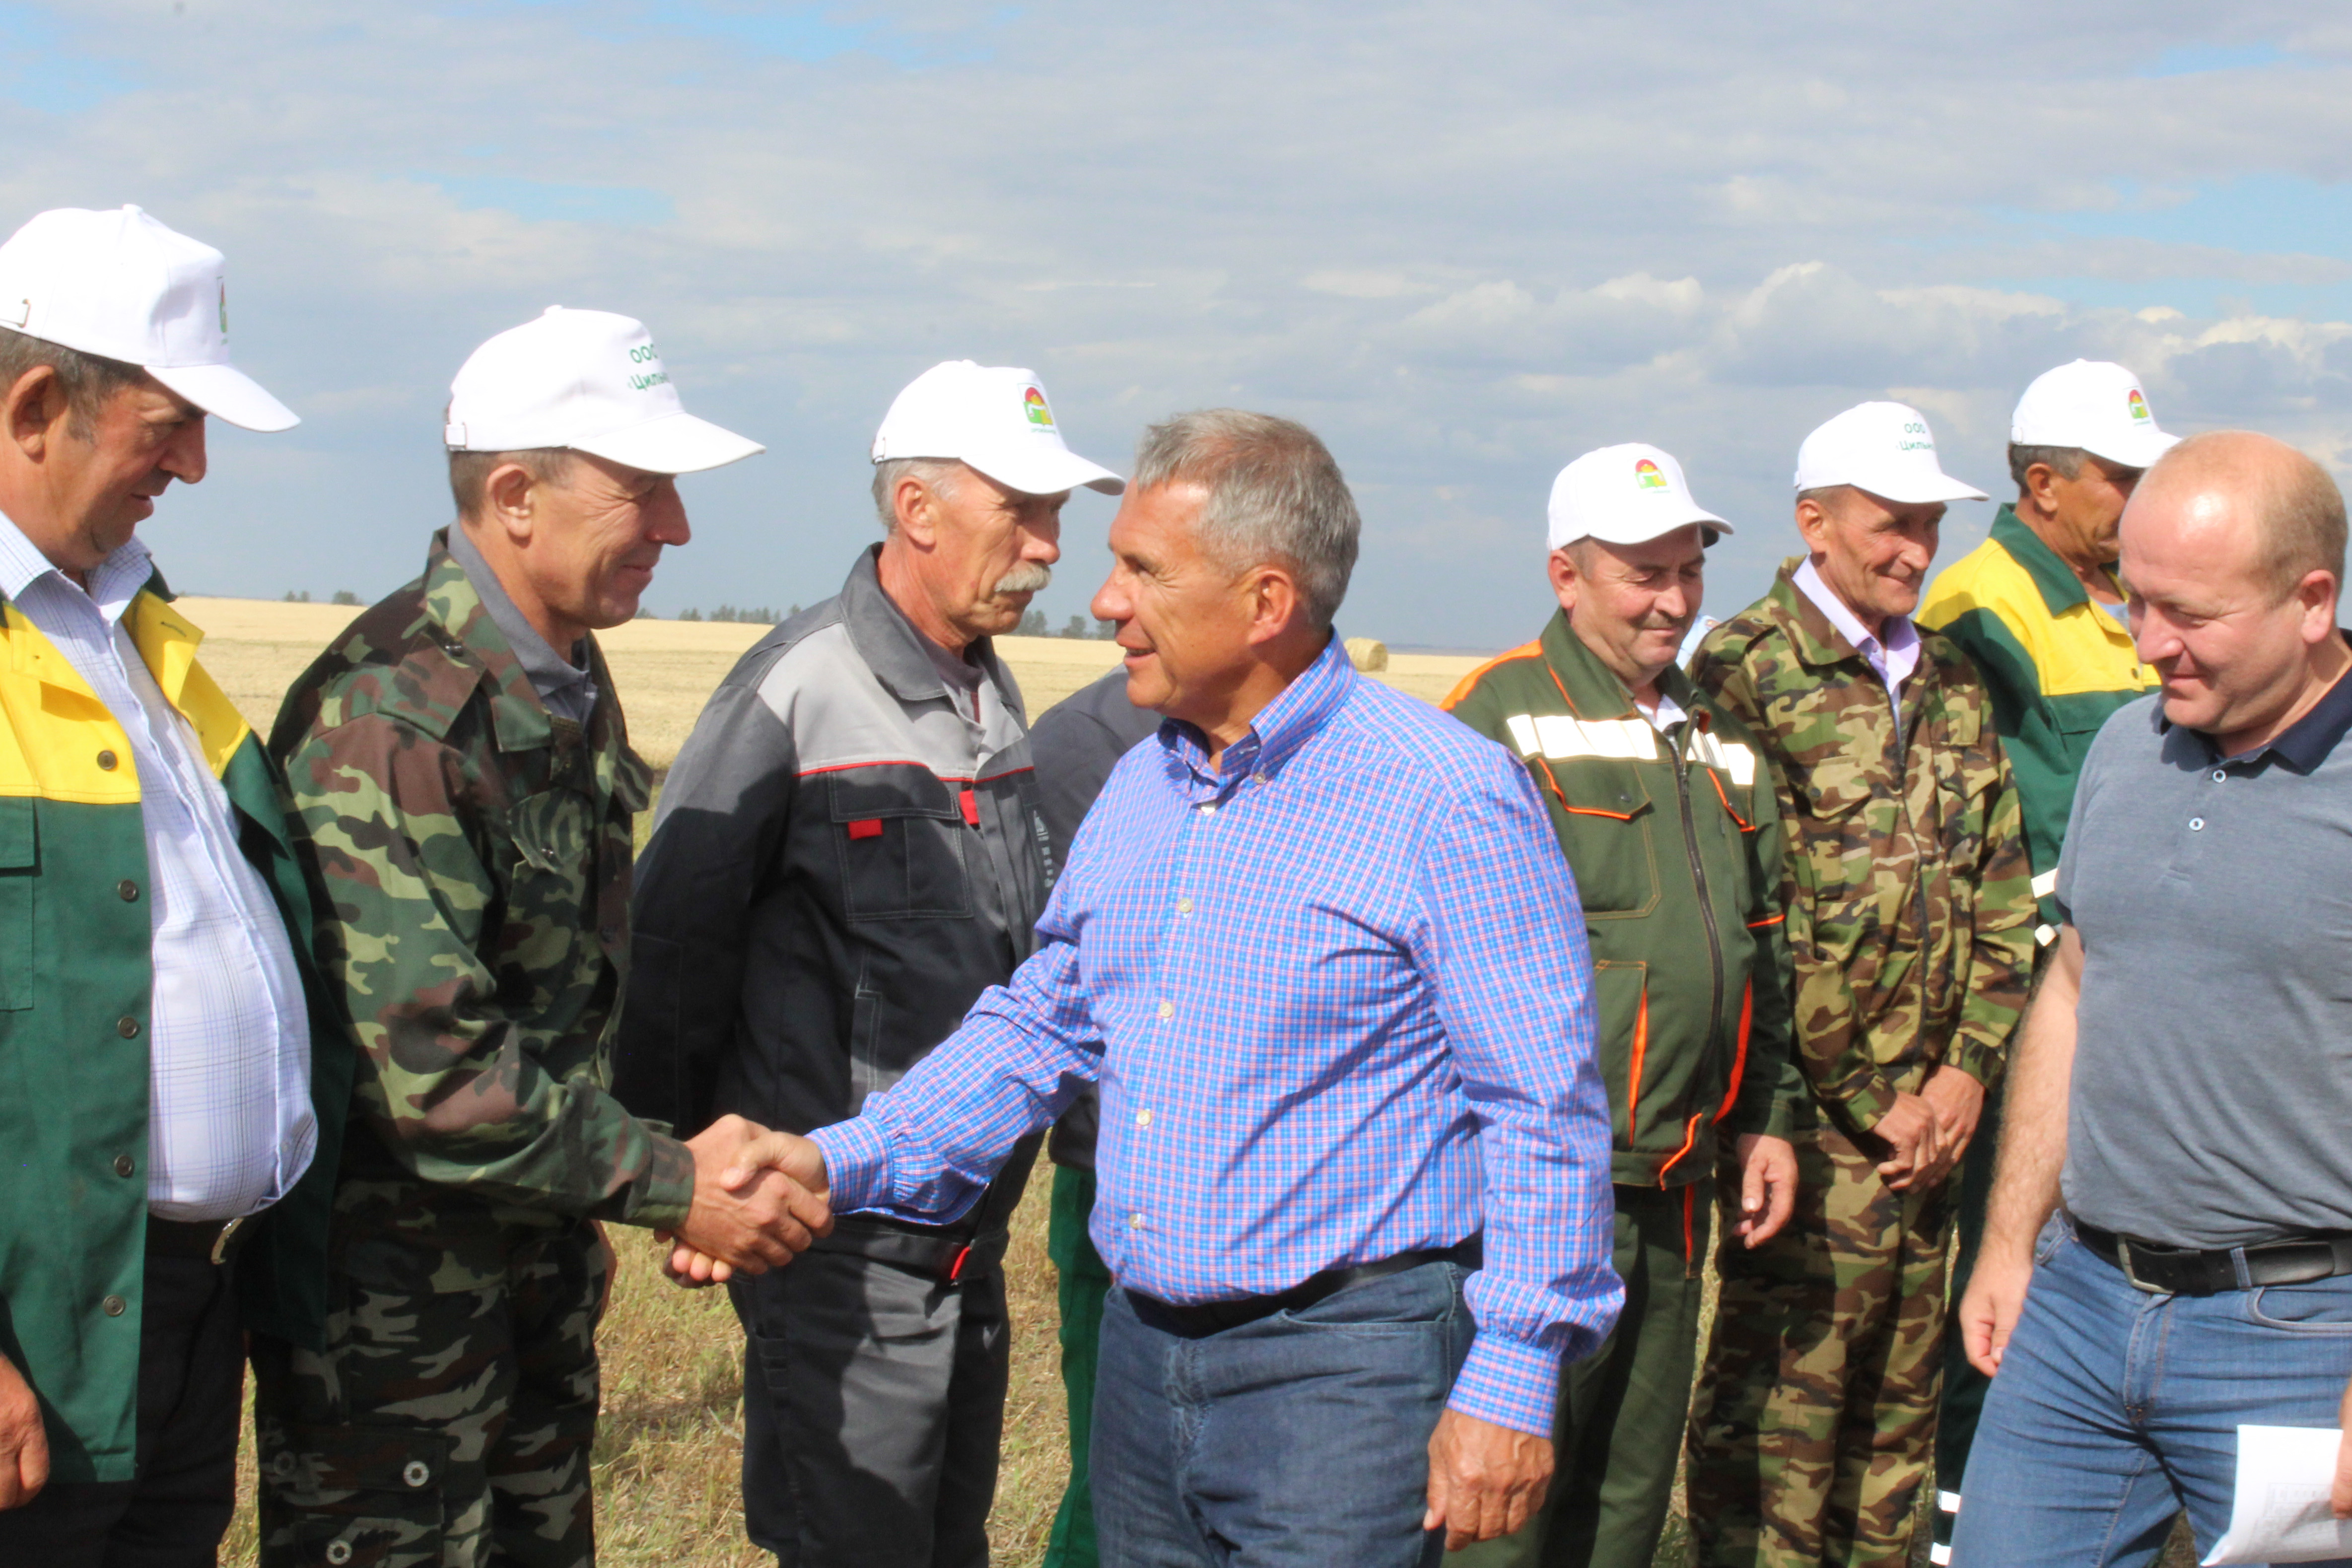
left=1794, top=556, right=1922, bottom=705
left=1637, top=686, right=1689, bottom=733
left=0, top=513, right=313, bottom=1222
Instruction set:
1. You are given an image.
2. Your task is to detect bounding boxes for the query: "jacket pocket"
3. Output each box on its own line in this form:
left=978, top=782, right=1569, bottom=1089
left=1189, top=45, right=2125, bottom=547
left=256, top=1423, right=451, bottom=1568
left=847, top=957, right=900, bottom=1113
left=827, top=767, right=971, bottom=921
left=0, top=797, right=34, bottom=1012
left=1543, top=761, right=1658, bottom=918
left=1591, top=959, right=1648, bottom=1150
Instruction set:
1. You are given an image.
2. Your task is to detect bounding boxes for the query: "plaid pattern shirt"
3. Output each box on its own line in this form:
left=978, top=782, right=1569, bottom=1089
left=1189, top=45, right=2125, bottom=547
left=0, top=514, right=313, bottom=1222
left=814, top=636, right=1621, bottom=1433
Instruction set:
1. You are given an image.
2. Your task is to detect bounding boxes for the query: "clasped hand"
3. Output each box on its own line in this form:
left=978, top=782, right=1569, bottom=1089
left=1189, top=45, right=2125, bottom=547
left=1871, top=1066, right=1983, bottom=1192
left=652, top=1114, right=833, bottom=1286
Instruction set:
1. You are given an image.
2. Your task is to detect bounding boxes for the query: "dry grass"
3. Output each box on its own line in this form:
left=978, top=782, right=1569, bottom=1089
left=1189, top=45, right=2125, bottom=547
left=186, top=596, right=2190, bottom=1568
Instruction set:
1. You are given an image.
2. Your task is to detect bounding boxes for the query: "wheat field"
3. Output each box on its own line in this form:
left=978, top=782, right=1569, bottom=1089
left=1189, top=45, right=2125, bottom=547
left=178, top=595, right=1481, bottom=1568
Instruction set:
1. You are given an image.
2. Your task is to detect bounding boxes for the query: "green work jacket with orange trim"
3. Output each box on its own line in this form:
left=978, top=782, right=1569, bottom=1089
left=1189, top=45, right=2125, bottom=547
left=0, top=576, right=353, bottom=1485
left=1444, top=610, right=1805, bottom=1189
left=1919, top=506, right=2157, bottom=941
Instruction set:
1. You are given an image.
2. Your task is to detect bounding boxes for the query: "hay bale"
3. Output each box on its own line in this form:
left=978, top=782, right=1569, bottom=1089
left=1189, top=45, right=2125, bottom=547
left=1344, top=637, right=1389, bottom=672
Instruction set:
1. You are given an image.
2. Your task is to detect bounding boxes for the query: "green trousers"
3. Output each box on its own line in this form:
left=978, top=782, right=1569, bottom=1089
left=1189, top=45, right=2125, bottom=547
left=1044, top=1163, right=1111, bottom=1568
left=1456, top=1181, right=1713, bottom=1568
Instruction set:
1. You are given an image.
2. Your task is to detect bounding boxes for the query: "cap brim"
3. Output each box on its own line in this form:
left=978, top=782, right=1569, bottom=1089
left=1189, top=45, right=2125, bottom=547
left=1555, top=507, right=1732, bottom=550
left=1844, top=472, right=1990, bottom=505
left=148, top=362, right=298, bottom=433
left=573, top=411, right=764, bottom=475
left=959, top=444, right=1126, bottom=497
left=2079, top=428, right=2181, bottom=471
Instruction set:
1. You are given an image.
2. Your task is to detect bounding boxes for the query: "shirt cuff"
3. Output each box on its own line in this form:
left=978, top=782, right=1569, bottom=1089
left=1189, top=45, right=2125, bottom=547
left=1944, top=1033, right=2007, bottom=1091
left=1814, top=1065, right=1901, bottom=1130
left=617, top=1133, right=695, bottom=1232
left=1442, top=1329, right=1562, bottom=1437
left=808, top=1116, right=892, bottom=1214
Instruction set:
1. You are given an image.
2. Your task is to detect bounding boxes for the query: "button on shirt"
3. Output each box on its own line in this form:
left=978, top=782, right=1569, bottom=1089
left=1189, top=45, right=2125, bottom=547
left=0, top=515, right=312, bottom=1221
left=812, top=636, right=1622, bottom=1434
left=1795, top=556, right=1922, bottom=702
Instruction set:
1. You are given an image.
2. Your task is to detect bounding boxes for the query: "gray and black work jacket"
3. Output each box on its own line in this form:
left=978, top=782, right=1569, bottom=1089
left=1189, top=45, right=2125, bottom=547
left=615, top=545, right=1047, bottom=1258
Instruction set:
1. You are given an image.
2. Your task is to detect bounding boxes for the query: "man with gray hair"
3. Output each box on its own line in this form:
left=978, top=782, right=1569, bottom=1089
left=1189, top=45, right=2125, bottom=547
left=616, top=359, right=1122, bottom=1567
left=720, top=408, right=1623, bottom=1565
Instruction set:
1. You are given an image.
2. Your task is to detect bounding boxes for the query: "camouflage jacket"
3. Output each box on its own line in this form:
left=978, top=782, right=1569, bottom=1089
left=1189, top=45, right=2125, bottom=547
left=1691, top=560, right=2035, bottom=1134
left=270, top=531, right=692, bottom=1228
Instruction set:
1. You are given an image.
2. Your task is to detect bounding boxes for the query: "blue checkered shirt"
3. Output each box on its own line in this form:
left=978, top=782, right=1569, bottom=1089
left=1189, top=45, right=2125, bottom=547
left=813, top=637, right=1621, bottom=1433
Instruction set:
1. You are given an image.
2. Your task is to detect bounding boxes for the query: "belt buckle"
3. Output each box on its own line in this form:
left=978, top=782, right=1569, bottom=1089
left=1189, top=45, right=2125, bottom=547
left=209, top=1216, right=244, bottom=1267
left=2113, top=1236, right=2167, bottom=1295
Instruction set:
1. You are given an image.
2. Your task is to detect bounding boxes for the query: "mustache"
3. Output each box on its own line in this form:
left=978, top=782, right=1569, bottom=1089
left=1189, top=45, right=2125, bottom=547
left=994, top=562, right=1052, bottom=595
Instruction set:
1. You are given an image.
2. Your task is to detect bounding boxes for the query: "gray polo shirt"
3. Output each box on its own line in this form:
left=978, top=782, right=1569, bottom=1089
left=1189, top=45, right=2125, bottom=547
left=445, top=523, right=600, bottom=725
left=2058, top=659, right=2352, bottom=1249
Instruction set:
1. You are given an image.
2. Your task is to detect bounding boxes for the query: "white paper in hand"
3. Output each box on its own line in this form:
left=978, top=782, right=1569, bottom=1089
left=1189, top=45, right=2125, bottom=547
left=2204, top=1426, right=2352, bottom=1564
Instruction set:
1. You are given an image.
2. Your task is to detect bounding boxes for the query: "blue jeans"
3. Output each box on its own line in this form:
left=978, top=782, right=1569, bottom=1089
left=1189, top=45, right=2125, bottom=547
left=1952, top=1214, right=2352, bottom=1568
left=1091, top=1261, right=1476, bottom=1568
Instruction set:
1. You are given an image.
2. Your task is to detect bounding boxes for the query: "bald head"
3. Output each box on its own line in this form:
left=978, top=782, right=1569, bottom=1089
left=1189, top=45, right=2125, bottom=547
left=2121, top=430, right=2352, bottom=753
left=2135, top=430, right=2345, bottom=602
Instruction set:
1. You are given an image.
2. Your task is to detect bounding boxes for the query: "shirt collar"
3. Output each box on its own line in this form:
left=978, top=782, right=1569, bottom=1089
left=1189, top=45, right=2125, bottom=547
left=2189, top=641, right=2352, bottom=773
left=1793, top=555, right=1921, bottom=682
left=0, top=507, right=156, bottom=623
left=445, top=522, right=597, bottom=719
left=1165, top=632, right=1356, bottom=783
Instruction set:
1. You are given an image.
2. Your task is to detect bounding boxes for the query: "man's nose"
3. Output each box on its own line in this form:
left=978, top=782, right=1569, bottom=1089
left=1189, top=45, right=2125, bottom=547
left=647, top=483, right=691, bottom=546
left=1090, top=573, right=1128, bottom=625
left=161, top=418, right=208, bottom=486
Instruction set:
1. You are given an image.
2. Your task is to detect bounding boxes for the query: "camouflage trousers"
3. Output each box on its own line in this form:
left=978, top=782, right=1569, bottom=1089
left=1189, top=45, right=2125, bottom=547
left=1685, top=1122, right=1953, bottom=1568
left=250, top=1179, right=614, bottom=1568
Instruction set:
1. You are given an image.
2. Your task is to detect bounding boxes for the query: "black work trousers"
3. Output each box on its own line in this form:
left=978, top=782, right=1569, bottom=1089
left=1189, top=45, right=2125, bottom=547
left=0, top=1250, right=244, bottom=1568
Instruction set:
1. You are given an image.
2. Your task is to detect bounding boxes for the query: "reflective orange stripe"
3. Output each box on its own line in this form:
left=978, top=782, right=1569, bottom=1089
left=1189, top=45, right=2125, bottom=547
left=1624, top=981, right=1649, bottom=1137
left=1715, top=980, right=1754, bottom=1124
left=1745, top=913, right=1785, bottom=929
left=1705, top=766, right=1753, bottom=831
left=1658, top=1112, right=1704, bottom=1182
left=1681, top=1183, right=1697, bottom=1273
left=1439, top=640, right=1543, bottom=710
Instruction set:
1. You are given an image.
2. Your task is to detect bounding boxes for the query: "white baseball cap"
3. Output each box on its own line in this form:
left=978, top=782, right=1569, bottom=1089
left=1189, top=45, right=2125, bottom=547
left=444, top=306, right=762, bottom=475
left=0, top=205, right=296, bottom=432
left=2011, top=359, right=2178, bottom=470
left=1546, top=443, right=1729, bottom=551
left=1794, top=401, right=1988, bottom=505
left=871, top=360, right=1122, bottom=496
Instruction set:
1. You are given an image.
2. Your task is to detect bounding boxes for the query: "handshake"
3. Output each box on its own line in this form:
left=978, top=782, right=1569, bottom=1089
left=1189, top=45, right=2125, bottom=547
left=659, top=1114, right=836, bottom=1286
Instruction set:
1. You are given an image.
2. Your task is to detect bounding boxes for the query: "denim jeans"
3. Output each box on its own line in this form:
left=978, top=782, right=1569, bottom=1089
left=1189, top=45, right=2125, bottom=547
left=1952, top=1214, right=2352, bottom=1568
left=1091, top=1260, right=1476, bottom=1568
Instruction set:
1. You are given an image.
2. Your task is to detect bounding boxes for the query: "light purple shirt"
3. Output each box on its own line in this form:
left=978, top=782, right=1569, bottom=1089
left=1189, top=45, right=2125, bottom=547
left=1794, top=556, right=1922, bottom=704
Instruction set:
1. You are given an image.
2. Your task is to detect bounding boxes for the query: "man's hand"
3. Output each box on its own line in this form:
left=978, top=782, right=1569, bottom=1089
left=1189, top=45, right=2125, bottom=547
left=1424, top=1408, right=1552, bottom=1551
left=1731, top=1133, right=1798, bottom=1247
left=2332, top=1375, right=2352, bottom=1519
left=1914, top=1066, right=1987, bottom=1190
left=1868, top=1091, right=1942, bottom=1190
left=662, top=1116, right=832, bottom=1284
left=0, top=1353, right=48, bottom=1510
left=1958, top=1241, right=2035, bottom=1377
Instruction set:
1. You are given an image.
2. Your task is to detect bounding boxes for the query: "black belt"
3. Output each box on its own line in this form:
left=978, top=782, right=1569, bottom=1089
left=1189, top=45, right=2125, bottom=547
left=1126, top=1237, right=1483, bottom=1340
left=810, top=1220, right=1008, bottom=1285
left=146, top=1216, right=251, bottom=1266
left=2074, top=1217, right=2352, bottom=1296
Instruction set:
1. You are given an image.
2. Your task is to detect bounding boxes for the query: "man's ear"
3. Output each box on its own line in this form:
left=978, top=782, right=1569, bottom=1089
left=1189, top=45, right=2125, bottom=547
left=482, top=462, right=540, bottom=545
left=1794, top=497, right=1831, bottom=555
left=2295, top=569, right=2341, bottom=644
left=1243, top=565, right=1305, bottom=648
left=894, top=477, right=941, bottom=547
left=4, top=365, right=65, bottom=460
left=1548, top=547, right=1581, bottom=614
left=2021, top=463, right=2061, bottom=519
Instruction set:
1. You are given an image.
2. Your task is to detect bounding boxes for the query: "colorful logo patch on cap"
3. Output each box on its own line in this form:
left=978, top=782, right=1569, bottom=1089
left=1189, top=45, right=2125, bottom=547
left=1024, top=387, right=1053, bottom=427
left=1634, top=458, right=1668, bottom=491
left=2128, top=389, right=2150, bottom=423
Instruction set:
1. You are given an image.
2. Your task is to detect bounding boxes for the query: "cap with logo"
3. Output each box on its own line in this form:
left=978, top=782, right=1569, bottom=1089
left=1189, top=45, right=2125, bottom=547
left=0, top=205, right=296, bottom=432
left=2011, top=359, right=2178, bottom=471
left=444, top=306, right=763, bottom=475
left=1794, top=401, right=1987, bottom=505
left=871, top=360, right=1123, bottom=496
left=1546, top=442, right=1730, bottom=551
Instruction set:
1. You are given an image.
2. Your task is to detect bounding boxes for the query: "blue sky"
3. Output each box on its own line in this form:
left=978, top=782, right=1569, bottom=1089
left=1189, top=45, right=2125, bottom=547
left=2, top=0, right=2350, bottom=647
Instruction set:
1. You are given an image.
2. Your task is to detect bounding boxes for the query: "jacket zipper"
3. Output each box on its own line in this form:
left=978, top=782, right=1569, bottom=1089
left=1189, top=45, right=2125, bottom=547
left=1670, top=719, right=1728, bottom=1142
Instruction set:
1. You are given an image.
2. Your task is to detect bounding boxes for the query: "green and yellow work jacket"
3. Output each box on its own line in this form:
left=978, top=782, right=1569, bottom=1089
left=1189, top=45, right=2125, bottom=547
left=1444, top=611, right=1806, bottom=1191
left=1918, top=506, right=2156, bottom=941
left=0, top=579, right=351, bottom=1485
